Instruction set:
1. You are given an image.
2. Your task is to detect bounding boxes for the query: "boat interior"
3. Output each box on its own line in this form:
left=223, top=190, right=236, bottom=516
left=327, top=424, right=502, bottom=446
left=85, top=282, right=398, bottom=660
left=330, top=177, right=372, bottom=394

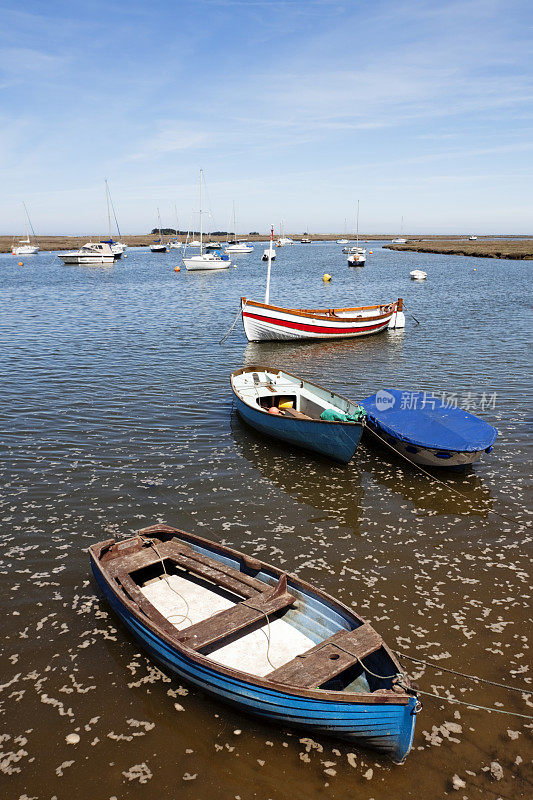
left=232, top=369, right=361, bottom=421
left=98, top=528, right=404, bottom=698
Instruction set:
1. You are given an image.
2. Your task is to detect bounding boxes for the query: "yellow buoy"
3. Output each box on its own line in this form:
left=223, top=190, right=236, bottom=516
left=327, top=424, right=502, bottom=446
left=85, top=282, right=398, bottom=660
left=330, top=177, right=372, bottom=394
left=323, top=273, right=331, bottom=282
left=174, top=266, right=180, bottom=272
left=18, top=261, right=23, bottom=266
left=473, top=268, right=476, bottom=271
left=369, top=250, right=373, bottom=254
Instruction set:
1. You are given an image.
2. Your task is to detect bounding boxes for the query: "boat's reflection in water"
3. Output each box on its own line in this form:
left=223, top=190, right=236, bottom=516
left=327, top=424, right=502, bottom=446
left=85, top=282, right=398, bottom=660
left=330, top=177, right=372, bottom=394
left=231, top=408, right=493, bottom=523
left=230, top=411, right=365, bottom=532
left=359, top=436, right=494, bottom=517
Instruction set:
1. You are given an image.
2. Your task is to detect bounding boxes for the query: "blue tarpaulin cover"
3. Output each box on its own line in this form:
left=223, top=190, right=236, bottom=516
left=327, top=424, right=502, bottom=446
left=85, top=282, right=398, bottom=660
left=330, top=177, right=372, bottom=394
left=361, top=389, right=498, bottom=452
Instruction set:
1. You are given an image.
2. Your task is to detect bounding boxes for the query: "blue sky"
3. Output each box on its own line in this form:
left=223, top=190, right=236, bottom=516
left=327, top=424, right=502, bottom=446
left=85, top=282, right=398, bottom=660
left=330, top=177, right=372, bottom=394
left=1, top=0, right=532, bottom=235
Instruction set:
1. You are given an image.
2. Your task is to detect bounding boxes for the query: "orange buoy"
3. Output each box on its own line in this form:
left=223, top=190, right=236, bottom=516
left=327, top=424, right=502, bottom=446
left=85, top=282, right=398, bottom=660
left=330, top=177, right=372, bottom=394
left=369, top=250, right=373, bottom=254
left=174, top=266, right=180, bottom=272
left=18, top=261, right=23, bottom=266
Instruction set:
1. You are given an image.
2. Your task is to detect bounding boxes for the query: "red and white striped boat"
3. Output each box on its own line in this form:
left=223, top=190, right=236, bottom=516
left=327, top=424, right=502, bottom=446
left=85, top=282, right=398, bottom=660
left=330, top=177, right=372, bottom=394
left=241, top=297, right=405, bottom=342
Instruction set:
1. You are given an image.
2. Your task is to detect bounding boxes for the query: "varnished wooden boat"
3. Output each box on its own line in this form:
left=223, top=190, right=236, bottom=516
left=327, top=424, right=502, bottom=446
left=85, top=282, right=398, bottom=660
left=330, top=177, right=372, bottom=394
left=231, top=366, right=365, bottom=463
left=89, top=525, right=420, bottom=762
left=241, top=297, right=405, bottom=342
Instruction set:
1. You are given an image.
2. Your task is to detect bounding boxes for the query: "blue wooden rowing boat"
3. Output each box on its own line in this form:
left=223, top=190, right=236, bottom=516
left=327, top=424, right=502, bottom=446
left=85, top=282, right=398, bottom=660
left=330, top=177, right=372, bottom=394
left=90, top=525, right=420, bottom=762
left=231, top=366, right=365, bottom=464
left=361, top=389, right=498, bottom=468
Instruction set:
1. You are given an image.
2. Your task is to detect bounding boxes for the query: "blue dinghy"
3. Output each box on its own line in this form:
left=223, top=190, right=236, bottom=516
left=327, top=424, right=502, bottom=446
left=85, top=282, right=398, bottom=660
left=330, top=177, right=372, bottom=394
left=231, top=366, right=366, bottom=464
left=90, top=525, right=420, bottom=763
left=361, top=389, right=498, bottom=468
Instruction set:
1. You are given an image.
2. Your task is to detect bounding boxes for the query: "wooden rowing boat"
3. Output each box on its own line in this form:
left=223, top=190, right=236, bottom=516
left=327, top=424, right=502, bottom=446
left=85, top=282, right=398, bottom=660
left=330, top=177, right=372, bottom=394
left=241, top=297, right=405, bottom=342
left=89, top=525, right=420, bottom=762
left=231, top=366, right=366, bottom=463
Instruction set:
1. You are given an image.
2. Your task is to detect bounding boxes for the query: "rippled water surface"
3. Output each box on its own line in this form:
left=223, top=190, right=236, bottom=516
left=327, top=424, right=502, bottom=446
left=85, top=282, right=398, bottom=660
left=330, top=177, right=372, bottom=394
left=0, top=243, right=531, bottom=799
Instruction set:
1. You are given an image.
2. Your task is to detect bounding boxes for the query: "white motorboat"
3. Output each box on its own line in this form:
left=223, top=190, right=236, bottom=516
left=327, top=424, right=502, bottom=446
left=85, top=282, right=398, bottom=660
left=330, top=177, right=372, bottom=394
left=13, top=202, right=39, bottom=255
left=469, top=236, right=477, bottom=241
left=188, top=240, right=201, bottom=247
left=410, top=269, right=427, bottom=280
left=336, top=239, right=349, bottom=245
left=300, top=237, right=311, bottom=243
left=58, top=242, right=115, bottom=265
left=169, top=241, right=182, bottom=249
left=276, top=236, right=294, bottom=247
left=348, top=253, right=366, bottom=267
left=343, top=245, right=365, bottom=254
left=226, top=241, right=254, bottom=254
left=183, top=170, right=231, bottom=271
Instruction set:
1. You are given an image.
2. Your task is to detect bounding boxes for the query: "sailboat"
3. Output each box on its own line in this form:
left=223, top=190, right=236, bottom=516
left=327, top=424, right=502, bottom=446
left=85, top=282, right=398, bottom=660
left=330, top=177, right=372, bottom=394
left=100, top=181, right=126, bottom=258
left=347, top=201, right=366, bottom=267
left=276, top=220, right=294, bottom=247
left=169, top=206, right=182, bottom=249
left=12, top=203, right=39, bottom=255
left=183, top=170, right=231, bottom=271
left=392, top=216, right=406, bottom=244
left=225, top=202, right=254, bottom=253
left=336, top=217, right=349, bottom=245
left=150, top=208, right=167, bottom=252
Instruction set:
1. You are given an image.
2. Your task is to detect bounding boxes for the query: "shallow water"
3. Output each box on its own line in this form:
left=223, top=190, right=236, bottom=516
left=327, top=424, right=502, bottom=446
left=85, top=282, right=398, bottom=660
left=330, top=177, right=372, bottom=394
left=0, top=243, right=531, bottom=799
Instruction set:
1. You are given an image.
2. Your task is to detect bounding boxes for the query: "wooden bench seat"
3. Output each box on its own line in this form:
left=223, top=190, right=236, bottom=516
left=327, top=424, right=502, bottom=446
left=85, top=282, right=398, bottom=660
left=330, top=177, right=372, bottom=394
left=267, top=623, right=383, bottom=688
left=281, top=407, right=313, bottom=420
left=177, top=574, right=296, bottom=651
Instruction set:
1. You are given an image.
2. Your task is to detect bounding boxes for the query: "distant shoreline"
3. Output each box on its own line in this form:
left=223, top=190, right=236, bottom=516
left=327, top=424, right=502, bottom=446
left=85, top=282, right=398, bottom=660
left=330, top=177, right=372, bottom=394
left=1, top=234, right=532, bottom=256
left=383, top=238, right=533, bottom=260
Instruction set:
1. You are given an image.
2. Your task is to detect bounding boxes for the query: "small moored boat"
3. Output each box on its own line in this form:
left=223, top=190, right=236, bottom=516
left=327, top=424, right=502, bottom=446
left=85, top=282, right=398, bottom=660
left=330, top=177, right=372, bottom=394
left=58, top=242, right=115, bottom=264
left=410, top=270, right=427, bottom=280
left=231, top=366, right=366, bottom=463
left=241, top=298, right=405, bottom=342
left=89, top=524, right=420, bottom=762
left=361, top=389, right=498, bottom=468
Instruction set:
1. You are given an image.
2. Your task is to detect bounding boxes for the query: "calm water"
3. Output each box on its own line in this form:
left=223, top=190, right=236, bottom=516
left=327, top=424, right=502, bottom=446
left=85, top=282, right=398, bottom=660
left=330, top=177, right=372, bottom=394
left=0, top=243, right=531, bottom=799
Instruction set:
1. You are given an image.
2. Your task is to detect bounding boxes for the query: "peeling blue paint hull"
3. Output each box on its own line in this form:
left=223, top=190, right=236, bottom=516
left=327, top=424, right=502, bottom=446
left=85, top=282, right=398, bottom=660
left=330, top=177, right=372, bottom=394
left=92, top=563, right=417, bottom=763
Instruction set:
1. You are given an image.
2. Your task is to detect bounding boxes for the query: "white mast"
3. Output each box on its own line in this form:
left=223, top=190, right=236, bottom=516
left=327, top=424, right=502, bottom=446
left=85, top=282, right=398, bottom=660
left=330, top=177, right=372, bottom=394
left=157, top=207, right=163, bottom=243
left=22, top=202, right=37, bottom=244
left=356, top=200, right=360, bottom=249
left=105, top=181, right=113, bottom=240
left=199, top=169, right=203, bottom=254
left=265, top=226, right=274, bottom=305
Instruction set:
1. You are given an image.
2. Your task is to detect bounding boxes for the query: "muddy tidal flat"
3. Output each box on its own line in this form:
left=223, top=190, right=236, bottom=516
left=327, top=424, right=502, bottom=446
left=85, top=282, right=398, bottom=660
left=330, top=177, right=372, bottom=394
left=384, top=237, right=533, bottom=259
left=0, top=242, right=531, bottom=799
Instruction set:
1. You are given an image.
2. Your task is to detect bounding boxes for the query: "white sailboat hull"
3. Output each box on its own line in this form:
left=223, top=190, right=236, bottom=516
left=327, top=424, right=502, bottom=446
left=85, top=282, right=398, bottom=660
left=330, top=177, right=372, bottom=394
left=13, top=245, right=39, bottom=255
left=184, top=255, right=231, bottom=271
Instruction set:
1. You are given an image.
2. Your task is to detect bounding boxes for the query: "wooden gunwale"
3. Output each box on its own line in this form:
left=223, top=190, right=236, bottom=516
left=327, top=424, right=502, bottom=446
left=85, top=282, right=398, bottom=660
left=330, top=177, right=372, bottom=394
left=241, top=297, right=396, bottom=323
left=90, top=524, right=410, bottom=705
left=230, top=366, right=365, bottom=427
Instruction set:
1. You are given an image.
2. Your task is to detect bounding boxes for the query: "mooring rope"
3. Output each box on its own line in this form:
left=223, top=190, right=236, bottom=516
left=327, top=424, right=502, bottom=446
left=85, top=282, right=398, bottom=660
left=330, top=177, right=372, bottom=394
left=139, top=536, right=192, bottom=627
left=219, top=302, right=244, bottom=344
left=365, top=425, right=529, bottom=528
left=407, top=687, right=533, bottom=720
left=394, top=651, right=531, bottom=695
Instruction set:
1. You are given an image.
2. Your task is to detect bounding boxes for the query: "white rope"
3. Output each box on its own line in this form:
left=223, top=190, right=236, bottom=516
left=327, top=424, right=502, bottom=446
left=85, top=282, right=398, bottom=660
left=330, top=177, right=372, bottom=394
left=219, top=302, right=244, bottom=344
